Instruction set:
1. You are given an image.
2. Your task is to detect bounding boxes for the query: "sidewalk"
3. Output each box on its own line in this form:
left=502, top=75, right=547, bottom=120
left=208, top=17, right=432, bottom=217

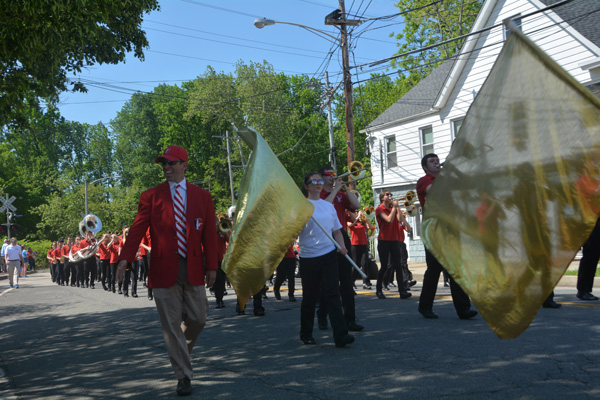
left=405, top=261, right=579, bottom=288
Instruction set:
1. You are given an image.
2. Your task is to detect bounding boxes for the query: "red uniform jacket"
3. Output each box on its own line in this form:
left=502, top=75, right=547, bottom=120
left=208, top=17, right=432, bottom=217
left=119, top=181, right=218, bottom=288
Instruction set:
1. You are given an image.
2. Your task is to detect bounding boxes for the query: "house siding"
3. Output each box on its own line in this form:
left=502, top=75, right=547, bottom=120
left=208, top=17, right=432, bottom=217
left=365, top=0, right=600, bottom=262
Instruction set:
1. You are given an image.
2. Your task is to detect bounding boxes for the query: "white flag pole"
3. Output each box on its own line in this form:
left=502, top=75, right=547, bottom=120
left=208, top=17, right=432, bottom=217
left=310, top=216, right=367, bottom=279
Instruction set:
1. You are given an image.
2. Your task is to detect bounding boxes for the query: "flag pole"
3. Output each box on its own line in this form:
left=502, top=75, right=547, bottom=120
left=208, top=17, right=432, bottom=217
left=310, top=216, right=367, bottom=279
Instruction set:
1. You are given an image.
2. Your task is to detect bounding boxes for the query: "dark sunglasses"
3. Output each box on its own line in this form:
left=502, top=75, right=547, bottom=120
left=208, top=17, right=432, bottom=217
left=385, top=193, right=393, bottom=197
left=160, top=160, right=183, bottom=166
left=309, top=179, right=325, bottom=185
left=323, top=171, right=336, bottom=176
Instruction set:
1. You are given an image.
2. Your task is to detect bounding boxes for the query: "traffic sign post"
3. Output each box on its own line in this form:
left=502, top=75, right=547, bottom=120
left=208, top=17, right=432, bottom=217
left=1, top=194, right=17, bottom=239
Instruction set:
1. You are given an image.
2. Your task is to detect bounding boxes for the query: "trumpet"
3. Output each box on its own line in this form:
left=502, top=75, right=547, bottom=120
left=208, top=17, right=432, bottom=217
left=363, top=204, right=376, bottom=220
left=217, top=213, right=233, bottom=233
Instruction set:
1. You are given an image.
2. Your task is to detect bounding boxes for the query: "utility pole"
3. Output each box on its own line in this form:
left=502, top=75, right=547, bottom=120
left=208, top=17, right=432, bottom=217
left=225, top=130, right=236, bottom=205
left=324, top=71, right=337, bottom=172
left=325, top=1, right=360, bottom=184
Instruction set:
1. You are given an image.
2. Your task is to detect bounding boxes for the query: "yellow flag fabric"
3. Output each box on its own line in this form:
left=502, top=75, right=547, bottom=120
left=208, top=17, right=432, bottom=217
left=421, top=28, right=600, bottom=339
left=222, top=127, right=314, bottom=310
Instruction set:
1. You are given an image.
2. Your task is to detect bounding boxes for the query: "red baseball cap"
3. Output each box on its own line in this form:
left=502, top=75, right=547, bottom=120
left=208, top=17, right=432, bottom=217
left=155, top=145, right=188, bottom=163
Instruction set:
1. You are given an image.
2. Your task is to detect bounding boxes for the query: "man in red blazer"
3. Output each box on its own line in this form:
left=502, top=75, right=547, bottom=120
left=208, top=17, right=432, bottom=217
left=116, top=145, right=217, bottom=397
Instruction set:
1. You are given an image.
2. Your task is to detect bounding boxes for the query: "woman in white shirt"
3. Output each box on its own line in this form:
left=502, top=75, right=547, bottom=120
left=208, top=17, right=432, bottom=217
left=298, top=172, right=354, bottom=348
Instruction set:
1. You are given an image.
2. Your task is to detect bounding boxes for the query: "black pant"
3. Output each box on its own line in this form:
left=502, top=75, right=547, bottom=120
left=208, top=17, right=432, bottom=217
left=110, top=262, right=118, bottom=290
left=214, top=261, right=227, bottom=302
left=50, top=263, right=57, bottom=282
left=123, top=259, right=139, bottom=295
left=274, top=257, right=296, bottom=297
left=419, top=247, right=471, bottom=314
left=141, top=254, right=150, bottom=283
left=83, top=257, right=96, bottom=286
left=100, top=259, right=110, bottom=287
left=300, top=250, right=348, bottom=342
left=376, top=240, right=406, bottom=293
left=351, top=244, right=370, bottom=284
left=75, top=261, right=84, bottom=286
left=56, top=261, right=65, bottom=285
left=317, top=230, right=356, bottom=324
left=577, top=219, right=600, bottom=293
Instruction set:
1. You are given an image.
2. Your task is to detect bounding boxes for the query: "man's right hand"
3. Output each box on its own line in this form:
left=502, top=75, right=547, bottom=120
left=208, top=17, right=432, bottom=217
left=116, top=260, right=128, bottom=283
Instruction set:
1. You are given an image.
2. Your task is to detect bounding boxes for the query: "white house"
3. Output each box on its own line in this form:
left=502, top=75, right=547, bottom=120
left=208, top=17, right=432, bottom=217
left=363, top=0, right=600, bottom=262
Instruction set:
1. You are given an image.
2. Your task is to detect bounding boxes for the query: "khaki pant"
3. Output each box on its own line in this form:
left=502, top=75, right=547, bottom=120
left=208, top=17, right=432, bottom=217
left=7, top=260, right=20, bottom=287
left=153, top=257, right=208, bottom=380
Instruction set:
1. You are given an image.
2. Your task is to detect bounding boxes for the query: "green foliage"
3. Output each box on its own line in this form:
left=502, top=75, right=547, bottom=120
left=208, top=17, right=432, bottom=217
left=0, top=0, right=160, bottom=129
left=391, top=0, right=483, bottom=85
left=17, top=240, right=52, bottom=269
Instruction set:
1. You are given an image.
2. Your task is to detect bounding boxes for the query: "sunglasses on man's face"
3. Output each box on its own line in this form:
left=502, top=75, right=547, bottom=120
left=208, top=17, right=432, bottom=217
left=309, top=179, right=325, bottom=185
left=385, top=193, right=393, bottom=197
left=322, top=171, right=336, bottom=177
left=160, top=160, right=183, bottom=166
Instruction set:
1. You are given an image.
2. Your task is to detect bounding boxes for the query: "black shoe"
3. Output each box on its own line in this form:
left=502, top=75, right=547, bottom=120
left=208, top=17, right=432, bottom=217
left=389, top=282, right=396, bottom=288
left=363, top=283, right=372, bottom=290
left=235, top=304, right=245, bottom=315
left=118, top=289, right=123, bottom=295
left=132, top=293, right=138, bottom=298
left=457, top=309, right=478, bottom=319
left=176, top=377, right=192, bottom=396
left=383, top=285, right=390, bottom=291
left=400, top=291, right=412, bottom=299
left=124, top=292, right=129, bottom=297
left=85, top=283, right=89, bottom=288
left=76, top=283, right=80, bottom=288
left=347, top=321, right=364, bottom=332
left=318, top=320, right=328, bottom=330
left=148, top=294, right=153, bottom=300
left=408, top=280, right=417, bottom=287
left=254, top=308, right=265, bottom=316
left=289, top=295, right=297, bottom=302
left=112, top=286, right=116, bottom=293
left=274, top=290, right=281, bottom=300
left=90, top=284, right=95, bottom=289
left=376, top=291, right=386, bottom=299
left=444, top=281, right=450, bottom=287
left=542, top=300, right=561, bottom=309
left=301, top=336, right=316, bottom=345
left=102, top=284, right=109, bottom=291
left=335, top=334, right=355, bottom=348
left=419, top=308, right=439, bottom=319
left=216, top=300, right=225, bottom=309
left=223, top=291, right=228, bottom=296
left=577, top=291, right=599, bottom=301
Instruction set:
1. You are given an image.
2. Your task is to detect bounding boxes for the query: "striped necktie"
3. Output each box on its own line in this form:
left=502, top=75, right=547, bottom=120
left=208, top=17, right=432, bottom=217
left=174, top=184, right=187, bottom=258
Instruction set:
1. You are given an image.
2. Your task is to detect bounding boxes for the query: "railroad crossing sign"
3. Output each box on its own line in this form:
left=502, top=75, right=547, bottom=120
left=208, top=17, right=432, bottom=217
left=0, top=195, right=16, bottom=213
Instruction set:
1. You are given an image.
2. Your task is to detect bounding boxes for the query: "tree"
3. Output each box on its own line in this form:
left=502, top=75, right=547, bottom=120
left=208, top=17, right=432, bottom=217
left=391, top=0, right=482, bottom=86
left=0, top=0, right=159, bottom=128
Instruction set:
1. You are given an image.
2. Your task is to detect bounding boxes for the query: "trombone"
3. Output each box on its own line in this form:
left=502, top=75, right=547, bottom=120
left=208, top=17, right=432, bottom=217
left=337, top=160, right=371, bottom=182
left=363, top=204, right=376, bottom=220
left=217, top=213, right=233, bottom=233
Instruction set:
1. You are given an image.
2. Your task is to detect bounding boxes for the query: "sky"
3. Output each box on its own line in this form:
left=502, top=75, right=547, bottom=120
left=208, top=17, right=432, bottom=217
left=57, top=0, right=404, bottom=127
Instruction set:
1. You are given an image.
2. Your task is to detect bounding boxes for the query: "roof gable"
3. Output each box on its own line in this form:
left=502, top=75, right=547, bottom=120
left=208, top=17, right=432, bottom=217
left=365, top=58, right=456, bottom=129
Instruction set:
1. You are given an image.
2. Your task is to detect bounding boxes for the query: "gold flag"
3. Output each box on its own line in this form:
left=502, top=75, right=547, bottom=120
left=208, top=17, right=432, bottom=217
left=422, top=26, right=600, bottom=339
left=222, top=126, right=314, bottom=310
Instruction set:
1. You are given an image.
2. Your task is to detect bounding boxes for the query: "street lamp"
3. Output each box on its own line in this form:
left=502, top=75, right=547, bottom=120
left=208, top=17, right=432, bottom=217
left=84, top=176, right=121, bottom=215
left=254, top=7, right=361, bottom=182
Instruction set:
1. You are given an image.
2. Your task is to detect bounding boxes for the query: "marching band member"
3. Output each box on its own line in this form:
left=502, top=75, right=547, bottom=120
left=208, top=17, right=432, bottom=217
left=108, top=233, right=121, bottom=293
left=98, top=234, right=111, bottom=291
left=53, top=240, right=63, bottom=285
left=298, top=172, right=354, bottom=348
left=78, top=230, right=97, bottom=289
left=214, top=217, right=230, bottom=309
left=375, top=190, right=411, bottom=300
left=347, top=209, right=375, bottom=290
left=273, top=243, right=297, bottom=302
left=47, top=243, right=56, bottom=282
left=317, top=165, right=363, bottom=332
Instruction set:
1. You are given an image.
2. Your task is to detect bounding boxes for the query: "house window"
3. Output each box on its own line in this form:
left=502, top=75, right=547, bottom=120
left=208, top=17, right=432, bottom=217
left=420, top=126, right=434, bottom=156
left=451, top=118, right=464, bottom=140
left=504, top=15, right=522, bottom=39
left=385, top=135, right=397, bottom=168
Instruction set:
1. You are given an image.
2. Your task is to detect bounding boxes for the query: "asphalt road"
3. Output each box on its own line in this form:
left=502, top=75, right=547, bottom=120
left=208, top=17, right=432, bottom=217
left=0, top=270, right=599, bottom=399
